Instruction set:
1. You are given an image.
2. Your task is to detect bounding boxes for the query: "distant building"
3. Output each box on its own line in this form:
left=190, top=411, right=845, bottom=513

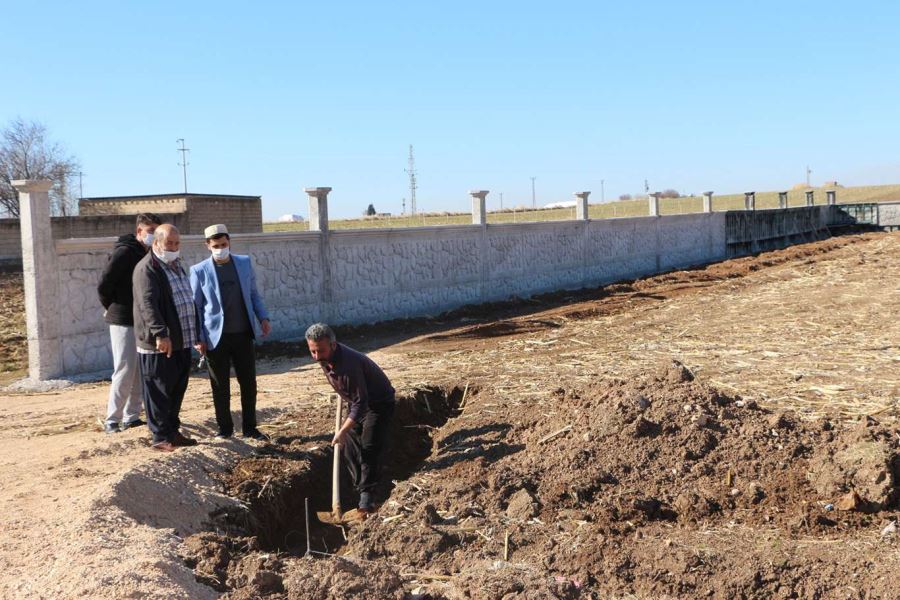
left=543, top=201, right=577, bottom=209
left=79, top=192, right=263, bottom=235
left=278, top=214, right=305, bottom=222
left=2, top=192, right=263, bottom=267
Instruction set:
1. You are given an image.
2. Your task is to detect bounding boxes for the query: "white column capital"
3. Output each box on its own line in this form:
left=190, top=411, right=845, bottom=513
left=12, top=179, right=54, bottom=193
left=304, top=187, right=332, bottom=199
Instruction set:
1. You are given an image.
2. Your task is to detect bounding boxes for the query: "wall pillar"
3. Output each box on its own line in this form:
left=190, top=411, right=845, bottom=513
left=702, top=191, right=713, bottom=213
left=826, top=190, right=836, bottom=205
left=305, top=186, right=332, bottom=322
left=575, top=191, right=590, bottom=220
left=648, top=193, right=660, bottom=217
left=744, top=191, right=756, bottom=211
left=778, top=191, right=788, bottom=209
left=805, top=190, right=814, bottom=206
left=305, top=187, right=332, bottom=232
left=469, top=190, right=489, bottom=225
left=13, top=180, right=63, bottom=380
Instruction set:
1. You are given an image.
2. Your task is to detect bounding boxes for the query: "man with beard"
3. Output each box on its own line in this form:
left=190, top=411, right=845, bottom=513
left=305, top=323, right=395, bottom=517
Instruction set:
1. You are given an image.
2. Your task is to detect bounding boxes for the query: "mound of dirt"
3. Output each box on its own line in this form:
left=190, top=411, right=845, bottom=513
left=187, top=363, right=899, bottom=598
left=343, top=361, right=899, bottom=597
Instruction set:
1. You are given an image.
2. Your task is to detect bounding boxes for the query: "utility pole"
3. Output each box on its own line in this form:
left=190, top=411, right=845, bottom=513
left=402, top=197, right=406, bottom=215
left=78, top=171, right=85, bottom=199
left=530, top=176, right=536, bottom=209
left=806, top=165, right=812, bottom=187
left=500, top=192, right=504, bottom=210
left=600, top=179, right=605, bottom=203
left=177, top=138, right=190, bottom=194
left=644, top=179, right=649, bottom=194
left=405, top=145, right=418, bottom=215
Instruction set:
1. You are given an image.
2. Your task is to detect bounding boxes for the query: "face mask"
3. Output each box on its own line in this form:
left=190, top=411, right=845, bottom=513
left=141, top=232, right=154, bottom=247
left=154, top=248, right=180, bottom=264
left=211, top=247, right=230, bottom=261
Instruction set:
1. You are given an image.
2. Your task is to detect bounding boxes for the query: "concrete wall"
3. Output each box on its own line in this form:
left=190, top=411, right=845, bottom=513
left=878, top=202, right=900, bottom=228
left=49, top=211, right=726, bottom=375
left=725, top=205, right=832, bottom=257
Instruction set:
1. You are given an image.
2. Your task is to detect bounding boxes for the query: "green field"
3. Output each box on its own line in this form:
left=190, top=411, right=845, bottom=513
left=263, top=183, right=900, bottom=232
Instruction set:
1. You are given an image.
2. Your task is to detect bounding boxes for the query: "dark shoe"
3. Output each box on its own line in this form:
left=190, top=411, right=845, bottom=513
left=243, top=429, right=269, bottom=441
left=214, top=431, right=233, bottom=439
left=151, top=441, right=176, bottom=452
left=104, top=422, right=120, bottom=434
left=172, top=432, right=198, bottom=447
left=120, top=419, right=145, bottom=431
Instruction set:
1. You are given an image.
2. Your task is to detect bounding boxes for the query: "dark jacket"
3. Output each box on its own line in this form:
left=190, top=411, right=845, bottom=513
left=321, top=343, right=395, bottom=423
left=97, top=234, right=148, bottom=326
left=132, top=251, right=192, bottom=352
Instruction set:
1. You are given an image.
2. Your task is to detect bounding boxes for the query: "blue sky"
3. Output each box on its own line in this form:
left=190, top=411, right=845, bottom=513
left=3, top=1, right=900, bottom=219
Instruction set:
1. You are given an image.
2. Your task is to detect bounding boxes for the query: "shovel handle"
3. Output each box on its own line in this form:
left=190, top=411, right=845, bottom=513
left=332, top=397, right=343, bottom=517
left=332, top=441, right=341, bottom=516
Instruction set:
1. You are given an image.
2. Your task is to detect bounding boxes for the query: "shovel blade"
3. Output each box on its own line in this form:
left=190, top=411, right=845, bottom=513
left=316, top=510, right=342, bottom=525
left=316, top=509, right=368, bottom=526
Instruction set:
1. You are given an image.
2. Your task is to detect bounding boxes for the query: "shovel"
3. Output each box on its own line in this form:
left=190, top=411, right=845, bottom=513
left=316, top=398, right=365, bottom=526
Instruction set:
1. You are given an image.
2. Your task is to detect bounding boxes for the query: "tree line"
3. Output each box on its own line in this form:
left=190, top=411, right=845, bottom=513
left=0, top=118, right=80, bottom=218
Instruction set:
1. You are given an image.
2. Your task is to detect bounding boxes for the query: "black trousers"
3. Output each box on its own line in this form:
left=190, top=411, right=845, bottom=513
left=140, top=348, right=191, bottom=443
left=342, top=399, right=395, bottom=500
left=206, top=331, right=258, bottom=436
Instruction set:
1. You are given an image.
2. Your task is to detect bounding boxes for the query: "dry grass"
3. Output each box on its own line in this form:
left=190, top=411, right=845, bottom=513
left=397, top=233, right=900, bottom=422
left=264, top=183, right=900, bottom=232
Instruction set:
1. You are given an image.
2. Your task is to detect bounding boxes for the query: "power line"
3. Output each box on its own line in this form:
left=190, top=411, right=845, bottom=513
left=176, top=138, right=190, bottom=194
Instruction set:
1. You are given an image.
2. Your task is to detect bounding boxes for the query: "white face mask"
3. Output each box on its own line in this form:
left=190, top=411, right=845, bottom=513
left=154, top=248, right=180, bottom=264
left=211, top=247, right=230, bottom=261
left=141, top=232, right=154, bottom=247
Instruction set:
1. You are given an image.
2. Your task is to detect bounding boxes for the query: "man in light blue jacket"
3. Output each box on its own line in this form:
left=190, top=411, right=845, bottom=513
left=190, top=224, right=272, bottom=440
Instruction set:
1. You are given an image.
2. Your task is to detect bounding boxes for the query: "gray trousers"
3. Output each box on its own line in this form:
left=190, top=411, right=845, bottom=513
left=105, top=324, right=143, bottom=425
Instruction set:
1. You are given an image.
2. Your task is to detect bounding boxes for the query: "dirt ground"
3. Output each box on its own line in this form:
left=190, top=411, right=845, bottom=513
left=0, top=232, right=897, bottom=599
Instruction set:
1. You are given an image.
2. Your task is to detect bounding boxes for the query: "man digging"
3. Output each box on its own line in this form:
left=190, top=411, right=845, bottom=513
left=306, top=323, right=395, bottom=520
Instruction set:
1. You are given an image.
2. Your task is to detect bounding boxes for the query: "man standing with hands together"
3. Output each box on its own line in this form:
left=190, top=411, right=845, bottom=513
left=191, top=224, right=272, bottom=440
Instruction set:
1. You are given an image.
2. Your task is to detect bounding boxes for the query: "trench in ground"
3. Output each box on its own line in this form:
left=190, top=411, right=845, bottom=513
left=208, top=384, right=469, bottom=555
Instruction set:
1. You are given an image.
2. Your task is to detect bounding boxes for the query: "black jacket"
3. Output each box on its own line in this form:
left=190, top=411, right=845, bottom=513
left=132, top=251, right=194, bottom=352
left=97, top=234, right=148, bottom=326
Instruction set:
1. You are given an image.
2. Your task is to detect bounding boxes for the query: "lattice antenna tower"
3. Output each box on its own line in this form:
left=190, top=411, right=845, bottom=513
left=405, top=145, right=418, bottom=215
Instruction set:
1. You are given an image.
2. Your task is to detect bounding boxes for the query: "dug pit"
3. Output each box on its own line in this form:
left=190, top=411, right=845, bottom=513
left=181, top=385, right=470, bottom=591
